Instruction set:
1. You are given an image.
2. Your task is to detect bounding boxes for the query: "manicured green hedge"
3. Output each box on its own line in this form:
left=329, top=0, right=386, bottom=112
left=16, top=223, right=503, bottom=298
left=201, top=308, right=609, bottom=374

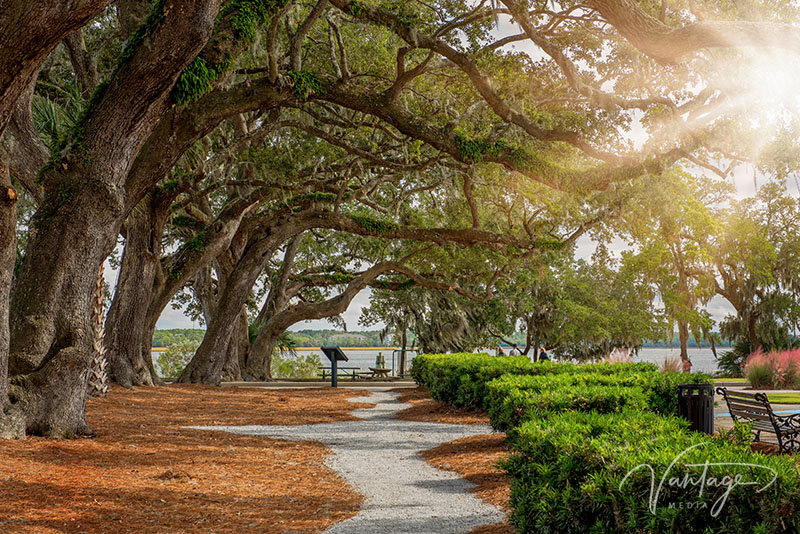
left=503, top=410, right=800, bottom=533
left=486, top=371, right=713, bottom=430
left=410, top=353, right=538, bottom=409
left=410, top=353, right=660, bottom=410
left=486, top=376, right=648, bottom=431
left=412, top=352, right=799, bottom=533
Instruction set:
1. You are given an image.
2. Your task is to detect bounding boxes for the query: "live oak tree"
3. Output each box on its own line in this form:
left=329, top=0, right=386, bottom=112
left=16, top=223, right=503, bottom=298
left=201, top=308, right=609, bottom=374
left=0, top=0, right=116, bottom=436
left=3, top=0, right=222, bottom=438
left=6, top=0, right=800, bottom=437
left=620, top=170, right=727, bottom=370
left=713, top=181, right=800, bottom=354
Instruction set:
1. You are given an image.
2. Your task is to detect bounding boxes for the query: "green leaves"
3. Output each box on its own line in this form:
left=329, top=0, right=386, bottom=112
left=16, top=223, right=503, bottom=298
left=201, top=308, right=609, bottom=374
left=287, top=70, right=325, bottom=98
left=349, top=214, right=398, bottom=235
left=414, top=353, right=797, bottom=534
left=218, top=0, right=280, bottom=43
left=173, top=56, right=233, bottom=106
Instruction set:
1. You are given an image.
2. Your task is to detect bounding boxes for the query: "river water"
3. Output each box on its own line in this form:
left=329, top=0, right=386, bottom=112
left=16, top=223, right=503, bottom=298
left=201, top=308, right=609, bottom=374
left=292, top=346, right=724, bottom=376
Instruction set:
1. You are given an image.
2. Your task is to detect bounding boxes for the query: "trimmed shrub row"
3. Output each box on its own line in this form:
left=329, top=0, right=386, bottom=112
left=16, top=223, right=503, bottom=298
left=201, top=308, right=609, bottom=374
left=503, top=411, right=800, bottom=533
left=487, top=378, right=648, bottom=431
left=411, top=353, right=800, bottom=533
left=486, top=371, right=713, bottom=430
left=410, top=352, right=659, bottom=410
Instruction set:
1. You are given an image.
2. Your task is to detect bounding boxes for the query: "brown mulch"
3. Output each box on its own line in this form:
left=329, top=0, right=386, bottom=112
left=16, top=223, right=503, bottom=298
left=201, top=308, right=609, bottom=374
left=390, top=387, right=514, bottom=534
left=0, top=384, right=374, bottom=534
left=751, top=441, right=781, bottom=454
left=389, top=386, right=490, bottom=425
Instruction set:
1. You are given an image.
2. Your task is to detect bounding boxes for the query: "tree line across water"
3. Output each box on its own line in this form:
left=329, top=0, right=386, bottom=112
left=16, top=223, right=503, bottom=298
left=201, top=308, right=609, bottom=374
left=151, top=328, right=729, bottom=350
left=3, top=0, right=800, bottom=438
left=152, top=328, right=399, bottom=348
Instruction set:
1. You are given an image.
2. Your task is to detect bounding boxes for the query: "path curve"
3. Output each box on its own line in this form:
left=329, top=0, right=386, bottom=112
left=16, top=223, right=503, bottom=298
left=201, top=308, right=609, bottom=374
left=189, top=390, right=504, bottom=533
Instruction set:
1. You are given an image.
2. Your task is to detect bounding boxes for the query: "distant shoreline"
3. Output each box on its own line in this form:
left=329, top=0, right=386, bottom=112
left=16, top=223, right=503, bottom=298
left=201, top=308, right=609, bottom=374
left=150, top=346, right=414, bottom=351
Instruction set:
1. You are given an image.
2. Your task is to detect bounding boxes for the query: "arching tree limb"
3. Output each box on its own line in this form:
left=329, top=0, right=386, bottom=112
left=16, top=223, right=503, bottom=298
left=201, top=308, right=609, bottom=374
left=585, top=0, right=800, bottom=63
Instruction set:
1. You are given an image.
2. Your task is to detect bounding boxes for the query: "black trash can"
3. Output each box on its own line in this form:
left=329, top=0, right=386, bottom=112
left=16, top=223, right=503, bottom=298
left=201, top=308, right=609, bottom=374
left=678, top=384, right=715, bottom=435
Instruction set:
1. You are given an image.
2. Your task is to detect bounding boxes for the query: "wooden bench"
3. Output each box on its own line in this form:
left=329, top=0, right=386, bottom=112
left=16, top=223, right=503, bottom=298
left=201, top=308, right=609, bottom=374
left=716, top=387, right=800, bottom=452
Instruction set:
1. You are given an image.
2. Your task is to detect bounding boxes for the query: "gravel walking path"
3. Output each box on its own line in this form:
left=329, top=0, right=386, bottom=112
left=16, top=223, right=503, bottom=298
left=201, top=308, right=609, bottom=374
left=189, top=390, right=505, bottom=533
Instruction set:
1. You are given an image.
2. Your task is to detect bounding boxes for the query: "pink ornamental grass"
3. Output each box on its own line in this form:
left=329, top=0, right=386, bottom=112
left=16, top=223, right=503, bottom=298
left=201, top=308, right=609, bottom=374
left=660, top=356, right=681, bottom=374
left=604, top=348, right=633, bottom=364
left=744, top=349, right=800, bottom=389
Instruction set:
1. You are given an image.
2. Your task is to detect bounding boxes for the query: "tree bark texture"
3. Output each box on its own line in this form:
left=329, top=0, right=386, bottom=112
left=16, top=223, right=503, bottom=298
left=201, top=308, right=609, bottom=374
left=221, top=307, right=249, bottom=382
left=104, top=193, right=170, bottom=388
left=6, top=77, right=47, bottom=201
left=5, top=0, right=220, bottom=437
left=586, top=0, right=800, bottom=64
left=178, top=238, right=280, bottom=385
left=678, top=320, right=692, bottom=372
left=0, top=145, right=22, bottom=437
left=0, top=0, right=112, bottom=136
left=242, top=235, right=301, bottom=380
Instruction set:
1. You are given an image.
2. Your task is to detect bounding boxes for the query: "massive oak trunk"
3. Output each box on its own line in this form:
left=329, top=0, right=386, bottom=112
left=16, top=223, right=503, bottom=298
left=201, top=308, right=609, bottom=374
left=5, top=0, right=219, bottom=437
left=8, top=181, right=125, bottom=436
left=246, top=331, right=280, bottom=381
left=221, top=308, right=249, bottom=382
left=178, top=240, right=278, bottom=385
left=0, top=145, right=22, bottom=437
left=178, top=215, right=323, bottom=384
left=105, top=193, right=170, bottom=388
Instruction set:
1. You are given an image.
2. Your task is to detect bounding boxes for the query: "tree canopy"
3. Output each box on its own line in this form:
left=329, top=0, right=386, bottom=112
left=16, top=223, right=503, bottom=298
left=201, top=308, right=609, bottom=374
left=3, top=0, right=800, bottom=437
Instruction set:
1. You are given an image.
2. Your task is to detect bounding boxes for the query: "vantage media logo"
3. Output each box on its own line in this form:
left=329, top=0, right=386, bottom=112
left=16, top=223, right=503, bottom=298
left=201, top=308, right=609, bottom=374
left=619, top=442, right=777, bottom=517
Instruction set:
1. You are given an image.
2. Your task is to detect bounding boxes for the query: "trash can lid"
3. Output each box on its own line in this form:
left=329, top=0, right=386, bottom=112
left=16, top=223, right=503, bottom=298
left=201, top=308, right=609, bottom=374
left=677, top=383, right=714, bottom=395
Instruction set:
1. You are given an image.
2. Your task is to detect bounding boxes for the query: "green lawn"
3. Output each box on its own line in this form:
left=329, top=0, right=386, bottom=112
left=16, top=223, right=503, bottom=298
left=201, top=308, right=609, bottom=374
left=712, top=377, right=747, bottom=383
left=766, top=392, right=800, bottom=404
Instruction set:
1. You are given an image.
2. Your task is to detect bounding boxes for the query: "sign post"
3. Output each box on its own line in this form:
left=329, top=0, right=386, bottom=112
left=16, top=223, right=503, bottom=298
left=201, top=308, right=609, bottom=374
left=321, top=346, right=348, bottom=387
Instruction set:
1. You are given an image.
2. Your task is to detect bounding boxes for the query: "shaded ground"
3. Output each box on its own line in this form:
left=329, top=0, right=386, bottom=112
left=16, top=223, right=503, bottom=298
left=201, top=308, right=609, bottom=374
left=390, top=387, right=513, bottom=534
left=423, top=435, right=514, bottom=534
left=0, top=384, right=372, bottom=534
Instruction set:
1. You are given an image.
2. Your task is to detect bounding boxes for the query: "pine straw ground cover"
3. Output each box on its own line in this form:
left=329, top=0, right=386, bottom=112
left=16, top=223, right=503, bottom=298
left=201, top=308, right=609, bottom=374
left=390, top=387, right=514, bottom=534
left=0, top=384, right=374, bottom=534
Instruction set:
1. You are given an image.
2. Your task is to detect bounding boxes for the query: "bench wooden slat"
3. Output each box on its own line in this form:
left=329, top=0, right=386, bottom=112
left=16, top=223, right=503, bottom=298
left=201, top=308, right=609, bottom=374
left=727, top=400, right=772, bottom=413
left=752, top=421, right=775, bottom=432
left=725, top=390, right=761, bottom=399
left=725, top=396, right=770, bottom=407
left=729, top=410, right=773, bottom=422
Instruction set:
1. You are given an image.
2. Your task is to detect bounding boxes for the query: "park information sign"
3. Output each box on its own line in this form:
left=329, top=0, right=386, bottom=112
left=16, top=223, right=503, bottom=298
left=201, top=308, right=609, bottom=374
left=321, top=346, right=348, bottom=387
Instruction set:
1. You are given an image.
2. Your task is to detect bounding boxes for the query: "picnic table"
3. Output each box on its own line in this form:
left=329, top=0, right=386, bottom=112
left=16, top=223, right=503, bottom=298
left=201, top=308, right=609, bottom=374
left=368, top=367, right=391, bottom=378
left=318, top=366, right=361, bottom=380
